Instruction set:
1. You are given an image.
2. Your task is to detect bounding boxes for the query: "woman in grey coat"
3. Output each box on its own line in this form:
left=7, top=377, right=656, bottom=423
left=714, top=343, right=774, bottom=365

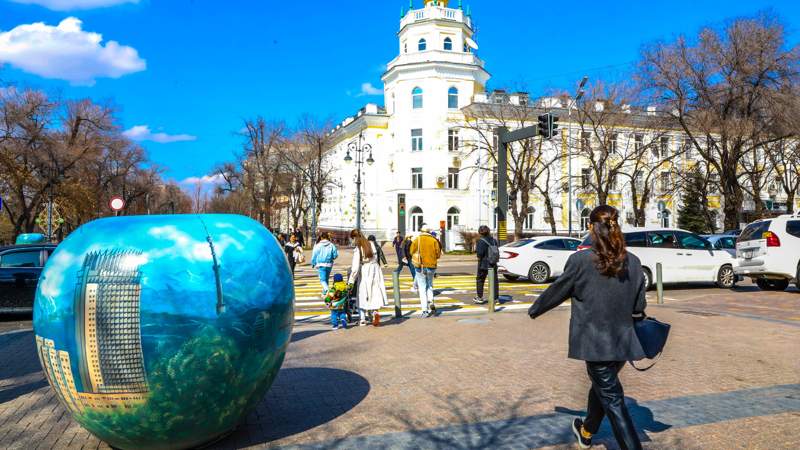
left=528, top=205, right=646, bottom=450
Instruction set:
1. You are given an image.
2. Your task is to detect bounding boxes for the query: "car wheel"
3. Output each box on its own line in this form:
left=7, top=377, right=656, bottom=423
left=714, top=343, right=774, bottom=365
left=716, top=265, right=735, bottom=289
left=503, top=274, right=520, bottom=281
left=528, top=262, right=550, bottom=284
left=642, top=268, right=652, bottom=291
left=756, top=278, right=790, bottom=291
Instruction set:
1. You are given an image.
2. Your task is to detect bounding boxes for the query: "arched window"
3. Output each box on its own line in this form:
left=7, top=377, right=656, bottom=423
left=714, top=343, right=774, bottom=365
left=661, top=209, right=671, bottom=228
left=418, top=38, right=427, bottom=51
left=524, top=206, right=535, bottom=230
left=447, top=207, right=460, bottom=230
left=580, top=208, right=592, bottom=231
left=443, top=37, right=453, bottom=51
left=404, top=42, right=408, bottom=53
left=412, top=87, right=423, bottom=109
left=410, top=207, right=424, bottom=232
left=448, top=86, right=459, bottom=109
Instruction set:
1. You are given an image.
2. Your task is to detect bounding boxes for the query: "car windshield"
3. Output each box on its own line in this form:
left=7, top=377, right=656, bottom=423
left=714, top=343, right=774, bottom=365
left=739, top=221, right=772, bottom=242
left=505, top=239, right=534, bottom=248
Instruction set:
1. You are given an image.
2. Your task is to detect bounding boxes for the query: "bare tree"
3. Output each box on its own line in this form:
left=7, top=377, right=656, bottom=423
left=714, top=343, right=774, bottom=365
left=462, top=96, right=558, bottom=239
left=639, top=14, right=800, bottom=229
left=239, top=118, right=287, bottom=228
left=766, top=139, right=800, bottom=213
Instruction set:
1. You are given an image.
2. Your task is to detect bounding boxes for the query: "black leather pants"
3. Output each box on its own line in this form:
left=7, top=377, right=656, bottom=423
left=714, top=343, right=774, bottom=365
left=584, top=361, right=642, bottom=450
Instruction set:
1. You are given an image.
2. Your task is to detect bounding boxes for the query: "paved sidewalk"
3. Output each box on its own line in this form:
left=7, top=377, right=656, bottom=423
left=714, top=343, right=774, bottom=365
left=2, top=304, right=798, bottom=449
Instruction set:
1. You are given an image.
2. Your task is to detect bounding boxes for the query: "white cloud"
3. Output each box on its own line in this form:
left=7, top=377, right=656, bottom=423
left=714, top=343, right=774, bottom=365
left=357, top=82, right=383, bottom=97
left=180, top=174, right=225, bottom=186
left=10, top=0, right=138, bottom=11
left=0, top=17, right=145, bottom=85
left=123, top=125, right=196, bottom=143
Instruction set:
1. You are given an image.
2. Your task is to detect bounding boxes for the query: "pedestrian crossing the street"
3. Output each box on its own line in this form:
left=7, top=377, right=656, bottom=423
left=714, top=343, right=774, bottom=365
left=291, top=270, right=550, bottom=319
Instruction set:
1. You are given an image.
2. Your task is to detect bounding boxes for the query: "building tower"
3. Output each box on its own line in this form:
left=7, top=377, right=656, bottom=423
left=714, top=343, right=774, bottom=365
left=382, top=0, right=490, bottom=234
left=75, top=250, right=148, bottom=395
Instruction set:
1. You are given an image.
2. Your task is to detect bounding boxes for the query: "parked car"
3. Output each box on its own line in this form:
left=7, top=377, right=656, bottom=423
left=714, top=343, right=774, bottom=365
left=701, top=234, right=738, bottom=257
left=0, top=243, right=57, bottom=313
left=579, top=228, right=736, bottom=289
left=734, top=213, right=800, bottom=291
left=723, top=229, right=742, bottom=236
left=498, top=236, right=582, bottom=283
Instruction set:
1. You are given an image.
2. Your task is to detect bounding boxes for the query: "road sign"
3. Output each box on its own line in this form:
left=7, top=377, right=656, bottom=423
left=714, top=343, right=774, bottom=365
left=110, top=196, right=125, bottom=211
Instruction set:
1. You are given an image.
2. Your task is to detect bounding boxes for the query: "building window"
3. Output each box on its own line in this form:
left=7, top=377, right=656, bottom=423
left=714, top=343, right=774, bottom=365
left=609, top=133, right=618, bottom=153
left=412, top=168, right=423, bottom=189
left=709, top=173, right=720, bottom=193
left=581, top=168, right=591, bottom=189
left=447, top=207, right=460, bottom=230
left=682, top=137, right=693, bottom=158
left=581, top=208, right=591, bottom=231
left=447, top=168, right=459, bottom=189
left=610, top=174, right=619, bottom=191
left=411, top=128, right=423, bottom=151
left=661, top=209, right=671, bottom=228
left=660, top=137, right=670, bottom=157
left=448, top=128, right=459, bottom=151
left=410, top=206, right=424, bottom=232
left=464, top=42, right=469, bottom=53
left=635, top=134, right=644, bottom=152
left=660, top=171, right=670, bottom=192
left=443, top=37, right=453, bottom=51
left=448, top=86, right=459, bottom=109
left=418, top=38, right=427, bottom=51
left=581, top=131, right=591, bottom=152
left=403, top=41, right=407, bottom=53
left=412, top=87, right=423, bottom=109
left=634, top=170, right=645, bottom=191
left=524, top=206, right=535, bottom=230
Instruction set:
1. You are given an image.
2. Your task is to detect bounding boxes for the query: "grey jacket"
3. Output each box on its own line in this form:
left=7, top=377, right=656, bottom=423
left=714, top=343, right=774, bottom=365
left=528, top=250, right=647, bottom=362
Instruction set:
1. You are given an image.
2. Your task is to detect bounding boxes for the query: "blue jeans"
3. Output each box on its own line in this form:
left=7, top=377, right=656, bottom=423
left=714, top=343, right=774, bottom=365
left=394, top=260, right=416, bottom=279
left=414, top=267, right=436, bottom=312
left=330, top=309, right=347, bottom=328
left=318, top=266, right=332, bottom=294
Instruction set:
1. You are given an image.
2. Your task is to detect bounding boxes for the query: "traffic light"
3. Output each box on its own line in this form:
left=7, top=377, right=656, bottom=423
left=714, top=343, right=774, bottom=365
left=550, top=114, right=559, bottom=137
left=537, top=114, right=549, bottom=138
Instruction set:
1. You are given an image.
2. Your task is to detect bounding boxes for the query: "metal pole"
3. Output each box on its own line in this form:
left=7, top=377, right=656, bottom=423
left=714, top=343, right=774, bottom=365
left=311, top=196, right=317, bottom=244
left=488, top=267, right=496, bottom=313
left=656, top=262, right=664, bottom=305
left=567, top=106, right=573, bottom=237
left=392, top=270, right=402, bottom=319
left=356, top=154, right=362, bottom=232
left=496, top=127, right=508, bottom=245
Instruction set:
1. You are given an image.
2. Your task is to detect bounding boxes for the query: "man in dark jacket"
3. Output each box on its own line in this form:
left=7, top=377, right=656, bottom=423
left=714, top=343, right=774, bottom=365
left=474, top=225, right=498, bottom=304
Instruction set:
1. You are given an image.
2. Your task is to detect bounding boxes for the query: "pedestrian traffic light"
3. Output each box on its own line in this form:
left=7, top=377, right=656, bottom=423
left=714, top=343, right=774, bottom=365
left=537, top=114, right=549, bottom=138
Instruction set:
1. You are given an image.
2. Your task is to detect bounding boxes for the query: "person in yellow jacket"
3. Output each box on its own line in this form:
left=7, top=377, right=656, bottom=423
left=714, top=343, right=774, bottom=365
left=409, top=224, right=442, bottom=318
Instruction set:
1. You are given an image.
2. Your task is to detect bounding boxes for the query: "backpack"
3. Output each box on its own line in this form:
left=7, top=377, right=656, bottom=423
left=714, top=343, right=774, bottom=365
left=481, top=238, right=500, bottom=265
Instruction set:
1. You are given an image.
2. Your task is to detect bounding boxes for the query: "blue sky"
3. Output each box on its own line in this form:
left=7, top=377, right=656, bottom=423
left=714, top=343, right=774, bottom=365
left=1, top=0, right=798, bottom=186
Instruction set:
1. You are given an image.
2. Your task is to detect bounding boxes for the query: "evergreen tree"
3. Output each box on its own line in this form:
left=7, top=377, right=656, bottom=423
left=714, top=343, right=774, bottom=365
left=678, top=170, right=710, bottom=234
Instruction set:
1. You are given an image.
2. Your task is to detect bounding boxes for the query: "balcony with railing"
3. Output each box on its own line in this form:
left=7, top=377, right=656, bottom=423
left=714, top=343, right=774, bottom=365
left=400, top=6, right=472, bottom=30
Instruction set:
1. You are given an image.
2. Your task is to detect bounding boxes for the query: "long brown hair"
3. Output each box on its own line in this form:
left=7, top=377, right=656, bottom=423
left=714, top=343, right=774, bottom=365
left=589, top=205, right=626, bottom=277
left=350, top=229, right=374, bottom=259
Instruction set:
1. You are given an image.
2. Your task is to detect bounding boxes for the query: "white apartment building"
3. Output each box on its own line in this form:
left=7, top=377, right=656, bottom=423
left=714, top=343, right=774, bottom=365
left=318, top=0, right=796, bottom=242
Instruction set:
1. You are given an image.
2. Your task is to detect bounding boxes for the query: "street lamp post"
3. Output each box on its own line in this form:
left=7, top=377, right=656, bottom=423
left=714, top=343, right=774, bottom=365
left=567, top=76, right=588, bottom=237
left=344, top=132, right=374, bottom=232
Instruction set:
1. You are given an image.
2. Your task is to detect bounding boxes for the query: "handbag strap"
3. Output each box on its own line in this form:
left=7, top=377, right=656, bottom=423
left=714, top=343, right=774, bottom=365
left=629, top=352, right=662, bottom=372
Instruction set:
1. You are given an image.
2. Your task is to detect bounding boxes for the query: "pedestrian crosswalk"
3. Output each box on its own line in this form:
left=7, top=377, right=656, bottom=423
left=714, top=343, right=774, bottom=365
left=291, top=271, right=550, bottom=318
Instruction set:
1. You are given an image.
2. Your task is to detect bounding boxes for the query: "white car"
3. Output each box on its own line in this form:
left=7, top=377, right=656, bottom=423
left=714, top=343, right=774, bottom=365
left=579, top=228, right=736, bottom=289
left=498, top=236, right=582, bottom=283
left=734, top=214, right=800, bottom=291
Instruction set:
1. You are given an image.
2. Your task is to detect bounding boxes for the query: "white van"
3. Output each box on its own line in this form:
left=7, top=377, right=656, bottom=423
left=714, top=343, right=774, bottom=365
left=734, top=214, right=800, bottom=291
left=580, top=228, right=736, bottom=289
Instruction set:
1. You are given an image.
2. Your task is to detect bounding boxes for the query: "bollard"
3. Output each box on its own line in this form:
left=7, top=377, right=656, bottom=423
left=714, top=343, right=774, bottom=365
left=488, top=267, right=496, bottom=314
left=656, top=262, right=664, bottom=305
left=392, top=270, right=402, bottom=319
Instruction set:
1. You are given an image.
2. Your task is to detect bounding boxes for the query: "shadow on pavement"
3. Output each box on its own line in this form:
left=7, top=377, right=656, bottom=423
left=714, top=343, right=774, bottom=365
left=0, top=379, right=48, bottom=404
left=555, top=397, right=671, bottom=447
left=290, top=329, right=329, bottom=343
left=0, top=331, right=41, bottom=382
left=223, top=367, right=370, bottom=447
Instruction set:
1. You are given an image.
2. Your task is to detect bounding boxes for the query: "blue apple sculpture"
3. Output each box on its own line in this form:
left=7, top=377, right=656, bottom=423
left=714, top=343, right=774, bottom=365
left=33, top=214, right=294, bottom=449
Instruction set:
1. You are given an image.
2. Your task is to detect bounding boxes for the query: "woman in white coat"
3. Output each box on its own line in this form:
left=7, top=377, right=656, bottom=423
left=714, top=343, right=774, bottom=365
left=348, top=229, right=387, bottom=326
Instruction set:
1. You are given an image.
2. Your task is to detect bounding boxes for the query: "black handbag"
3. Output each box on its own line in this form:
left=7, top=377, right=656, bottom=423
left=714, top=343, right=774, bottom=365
left=630, top=316, right=671, bottom=371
